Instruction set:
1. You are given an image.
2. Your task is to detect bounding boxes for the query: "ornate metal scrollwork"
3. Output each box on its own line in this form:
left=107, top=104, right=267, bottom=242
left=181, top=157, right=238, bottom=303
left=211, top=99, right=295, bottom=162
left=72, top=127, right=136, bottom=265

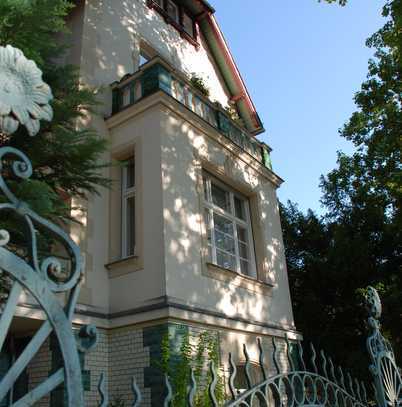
left=0, top=45, right=97, bottom=407
left=365, top=287, right=401, bottom=407
left=220, top=337, right=367, bottom=407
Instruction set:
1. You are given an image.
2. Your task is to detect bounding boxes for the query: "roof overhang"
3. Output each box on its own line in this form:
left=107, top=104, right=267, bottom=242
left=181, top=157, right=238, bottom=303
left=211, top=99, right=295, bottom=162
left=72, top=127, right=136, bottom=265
left=174, top=0, right=215, bottom=14
left=186, top=1, right=265, bottom=135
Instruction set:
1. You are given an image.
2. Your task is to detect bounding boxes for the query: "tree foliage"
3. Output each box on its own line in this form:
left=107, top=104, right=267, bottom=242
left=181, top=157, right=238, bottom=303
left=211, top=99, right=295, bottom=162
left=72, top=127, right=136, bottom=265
left=0, top=0, right=109, bottom=222
left=0, top=0, right=109, bottom=300
left=321, top=0, right=348, bottom=5
left=282, top=0, right=401, bottom=379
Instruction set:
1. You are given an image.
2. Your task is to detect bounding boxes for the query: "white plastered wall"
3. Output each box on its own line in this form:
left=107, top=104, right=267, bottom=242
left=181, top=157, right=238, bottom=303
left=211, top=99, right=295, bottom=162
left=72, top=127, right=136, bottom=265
left=79, top=0, right=231, bottom=109
left=60, top=0, right=234, bottom=314
left=160, top=107, right=295, bottom=330
left=60, top=0, right=295, bottom=333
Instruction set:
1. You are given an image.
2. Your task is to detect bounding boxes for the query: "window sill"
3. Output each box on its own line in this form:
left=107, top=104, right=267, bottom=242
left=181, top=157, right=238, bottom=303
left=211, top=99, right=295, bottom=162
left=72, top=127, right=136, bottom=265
left=105, top=255, right=143, bottom=278
left=204, top=262, right=274, bottom=296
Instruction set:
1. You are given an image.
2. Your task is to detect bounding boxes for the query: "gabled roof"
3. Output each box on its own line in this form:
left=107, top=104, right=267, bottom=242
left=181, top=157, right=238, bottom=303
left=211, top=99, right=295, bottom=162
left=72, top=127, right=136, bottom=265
left=179, top=0, right=265, bottom=135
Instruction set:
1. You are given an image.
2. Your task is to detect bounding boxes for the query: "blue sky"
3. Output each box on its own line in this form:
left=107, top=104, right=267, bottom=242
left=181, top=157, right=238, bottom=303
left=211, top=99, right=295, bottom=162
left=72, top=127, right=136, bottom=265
left=211, top=0, right=384, bottom=213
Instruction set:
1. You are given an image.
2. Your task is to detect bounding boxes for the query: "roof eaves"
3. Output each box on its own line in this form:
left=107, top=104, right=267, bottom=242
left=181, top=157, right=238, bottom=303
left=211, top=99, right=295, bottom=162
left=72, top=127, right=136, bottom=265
left=200, top=12, right=265, bottom=135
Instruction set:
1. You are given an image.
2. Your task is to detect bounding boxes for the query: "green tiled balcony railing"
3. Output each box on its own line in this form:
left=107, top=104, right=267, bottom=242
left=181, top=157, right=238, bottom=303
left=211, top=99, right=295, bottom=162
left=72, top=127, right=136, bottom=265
left=111, top=58, right=272, bottom=170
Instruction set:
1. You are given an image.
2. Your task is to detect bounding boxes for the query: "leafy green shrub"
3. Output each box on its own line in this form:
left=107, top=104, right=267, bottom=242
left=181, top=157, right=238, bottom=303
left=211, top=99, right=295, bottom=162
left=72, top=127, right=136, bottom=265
left=190, top=74, right=210, bottom=97
left=156, top=330, right=225, bottom=406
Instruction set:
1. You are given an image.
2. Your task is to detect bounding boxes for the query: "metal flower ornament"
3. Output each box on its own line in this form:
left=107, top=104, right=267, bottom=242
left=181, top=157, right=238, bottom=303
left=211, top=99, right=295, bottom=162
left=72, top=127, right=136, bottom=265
left=0, top=45, right=53, bottom=137
left=0, top=45, right=97, bottom=407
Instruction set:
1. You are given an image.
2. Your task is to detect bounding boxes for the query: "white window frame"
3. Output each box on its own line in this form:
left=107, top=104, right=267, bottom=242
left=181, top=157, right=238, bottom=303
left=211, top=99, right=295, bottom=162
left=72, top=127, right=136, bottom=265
left=203, top=172, right=257, bottom=278
left=121, top=158, right=136, bottom=258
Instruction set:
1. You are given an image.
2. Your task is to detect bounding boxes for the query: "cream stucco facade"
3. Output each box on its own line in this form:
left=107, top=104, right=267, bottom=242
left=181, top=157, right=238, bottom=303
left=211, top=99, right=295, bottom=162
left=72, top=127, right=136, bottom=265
left=9, top=0, right=299, bottom=405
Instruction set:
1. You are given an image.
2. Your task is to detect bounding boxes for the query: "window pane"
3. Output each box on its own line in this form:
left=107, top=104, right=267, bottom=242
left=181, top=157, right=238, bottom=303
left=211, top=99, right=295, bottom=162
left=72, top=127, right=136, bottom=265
left=237, top=225, right=248, bottom=243
left=122, top=87, right=130, bottom=107
left=214, top=214, right=233, bottom=235
left=215, top=230, right=235, bottom=254
left=173, top=80, right=185, bottom=104
left=126, top=196, right=135, bottom=256
left=166, top=0, right=179, bottom=22
left=125, top=158, right=135, bottom=189
left=211, top=183, right=231, bottom=212
left=183, top=12, right=194, bottom=37
left=240, top=259, right=250, bottom=276
left=204, top=209, right=211, bottom=244
left=203, top=177, right=208, bottom=201
left=154, top=0, right=163, bottom=7
left=239, top=242, right=249, bottom=259
left=234, top=196, right=246, bottom=220
left=216, top=249, right=235, bottom=270
left=195, top=97, right=204, bottom=117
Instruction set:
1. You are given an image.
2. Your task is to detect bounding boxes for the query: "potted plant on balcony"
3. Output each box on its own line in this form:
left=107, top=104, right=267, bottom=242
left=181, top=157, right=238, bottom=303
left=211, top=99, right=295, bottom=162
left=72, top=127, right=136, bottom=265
left=190, top=74, right=210, bottom=97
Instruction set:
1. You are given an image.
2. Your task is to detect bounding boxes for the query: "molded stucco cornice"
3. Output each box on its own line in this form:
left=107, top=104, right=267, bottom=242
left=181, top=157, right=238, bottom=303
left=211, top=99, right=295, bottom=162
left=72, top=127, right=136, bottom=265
left=105, top=91, right=283, bottom=188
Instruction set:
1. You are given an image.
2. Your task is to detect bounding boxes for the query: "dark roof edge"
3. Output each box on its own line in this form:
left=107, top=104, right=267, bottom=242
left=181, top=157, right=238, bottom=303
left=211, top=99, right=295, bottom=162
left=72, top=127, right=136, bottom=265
left=199, top=11, right=265, bottom=135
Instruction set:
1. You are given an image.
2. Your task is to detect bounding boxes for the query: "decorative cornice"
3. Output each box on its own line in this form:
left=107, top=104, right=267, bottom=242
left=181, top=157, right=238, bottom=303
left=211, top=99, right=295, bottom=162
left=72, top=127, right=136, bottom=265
left=106, top=91, right=283, bottom=187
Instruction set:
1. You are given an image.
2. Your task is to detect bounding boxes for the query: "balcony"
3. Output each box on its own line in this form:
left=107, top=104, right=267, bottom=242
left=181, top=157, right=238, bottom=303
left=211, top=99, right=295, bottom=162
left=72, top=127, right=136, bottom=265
left=110, top=57, right=272, bottom=170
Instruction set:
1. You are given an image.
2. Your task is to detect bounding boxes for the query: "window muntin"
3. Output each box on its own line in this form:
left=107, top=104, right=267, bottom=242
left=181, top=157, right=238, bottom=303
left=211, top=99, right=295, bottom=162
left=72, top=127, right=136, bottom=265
left=203, top=173, right=256, bottom=277
left=122, top=158, right=135, bottom=258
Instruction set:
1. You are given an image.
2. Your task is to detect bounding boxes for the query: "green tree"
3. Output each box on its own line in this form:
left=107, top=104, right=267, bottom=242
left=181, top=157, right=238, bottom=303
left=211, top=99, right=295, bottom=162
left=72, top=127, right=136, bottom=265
left=282, top=0, right=401, bottom=379
left=0, top=0, right=109, bottom=220
left=0, top=1, right=109, bottom=296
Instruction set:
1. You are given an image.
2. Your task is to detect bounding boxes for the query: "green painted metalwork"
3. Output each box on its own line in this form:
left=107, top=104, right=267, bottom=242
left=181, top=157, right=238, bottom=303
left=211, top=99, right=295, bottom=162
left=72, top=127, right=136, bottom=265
left=0, top=147, right=100, bottom=406
left=219, top=337, right=367, bottom=407
left=0, top=46, right=98, bottom=407
left=365, top=287, right=401, bottom=407
left=112, top=336, right=368, bottom=407
left=111, top=58, right=273, bottom=171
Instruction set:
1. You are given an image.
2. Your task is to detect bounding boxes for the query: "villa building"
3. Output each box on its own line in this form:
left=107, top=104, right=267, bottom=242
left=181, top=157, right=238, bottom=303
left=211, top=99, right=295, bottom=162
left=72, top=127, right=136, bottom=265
left=3, top=0, right=299, bottom=405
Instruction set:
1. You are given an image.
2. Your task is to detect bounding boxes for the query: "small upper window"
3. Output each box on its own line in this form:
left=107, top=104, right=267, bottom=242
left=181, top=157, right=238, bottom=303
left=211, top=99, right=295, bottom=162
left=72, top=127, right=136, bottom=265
left=166, top=0, right=179, bottom=23
left=183, top=12, right=195, bottom=38
left=148, top=0, right=198, bottom=45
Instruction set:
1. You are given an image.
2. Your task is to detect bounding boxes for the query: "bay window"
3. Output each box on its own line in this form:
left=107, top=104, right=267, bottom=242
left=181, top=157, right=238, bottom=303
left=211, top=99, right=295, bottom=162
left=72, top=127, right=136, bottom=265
left=122, top=158, right=136, bottom=258
left=203, top=172, right=256, bottom=278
